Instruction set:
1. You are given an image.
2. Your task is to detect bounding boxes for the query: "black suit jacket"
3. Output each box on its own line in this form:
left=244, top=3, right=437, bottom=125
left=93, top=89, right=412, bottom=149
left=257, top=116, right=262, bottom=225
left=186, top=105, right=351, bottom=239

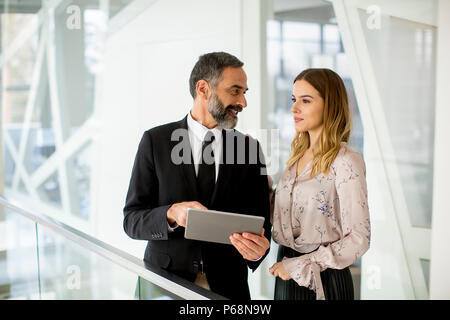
left=123, top=115, right=271, bottom=299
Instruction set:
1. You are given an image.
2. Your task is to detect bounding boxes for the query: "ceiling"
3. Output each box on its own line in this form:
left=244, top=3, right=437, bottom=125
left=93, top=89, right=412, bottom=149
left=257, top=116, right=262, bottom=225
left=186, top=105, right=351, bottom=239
left=0, top=0, right=42, bottom=14
left=273, top=0, right=336, bottom=24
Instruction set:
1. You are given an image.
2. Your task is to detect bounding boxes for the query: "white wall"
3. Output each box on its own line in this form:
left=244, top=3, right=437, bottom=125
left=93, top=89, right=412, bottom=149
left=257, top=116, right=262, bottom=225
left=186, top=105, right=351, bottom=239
left=92, top=0, right=268, bottom=261
left=430, top=0, right=450, bottom=300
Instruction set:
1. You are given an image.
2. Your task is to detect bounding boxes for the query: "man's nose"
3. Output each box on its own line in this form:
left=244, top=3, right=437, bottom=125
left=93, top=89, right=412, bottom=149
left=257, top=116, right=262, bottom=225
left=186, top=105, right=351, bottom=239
left=238, top=95, right=247, bottom=109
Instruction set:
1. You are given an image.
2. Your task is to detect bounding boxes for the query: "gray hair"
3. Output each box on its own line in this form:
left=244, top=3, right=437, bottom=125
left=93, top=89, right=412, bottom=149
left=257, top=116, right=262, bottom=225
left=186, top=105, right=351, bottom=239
left=189, top=52, right=244, bottom=98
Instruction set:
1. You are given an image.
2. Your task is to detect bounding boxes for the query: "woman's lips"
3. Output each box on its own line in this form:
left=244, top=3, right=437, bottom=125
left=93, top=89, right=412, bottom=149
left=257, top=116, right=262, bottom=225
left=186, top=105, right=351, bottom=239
left=294, top=117, right=303, bottom=123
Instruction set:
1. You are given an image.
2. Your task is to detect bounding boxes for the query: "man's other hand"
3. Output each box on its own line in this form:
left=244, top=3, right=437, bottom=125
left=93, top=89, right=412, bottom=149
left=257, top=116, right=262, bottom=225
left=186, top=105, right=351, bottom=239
left=229, top=228, right=270, bottom=261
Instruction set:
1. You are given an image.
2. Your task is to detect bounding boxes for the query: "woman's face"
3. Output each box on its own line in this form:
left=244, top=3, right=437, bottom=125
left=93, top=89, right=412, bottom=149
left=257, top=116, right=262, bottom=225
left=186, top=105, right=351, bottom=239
left=291, top=79, right=324, bottom=133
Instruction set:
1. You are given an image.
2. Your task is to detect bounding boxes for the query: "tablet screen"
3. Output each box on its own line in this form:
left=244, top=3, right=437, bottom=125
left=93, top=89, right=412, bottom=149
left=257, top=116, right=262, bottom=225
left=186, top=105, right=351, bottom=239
left=184, top=208, right=265, bottom=245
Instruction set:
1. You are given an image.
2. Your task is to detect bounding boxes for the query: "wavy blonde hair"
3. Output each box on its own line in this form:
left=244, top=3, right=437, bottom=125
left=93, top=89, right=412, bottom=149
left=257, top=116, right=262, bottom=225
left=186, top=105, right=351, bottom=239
left=286, top=68, right=352, bottom=177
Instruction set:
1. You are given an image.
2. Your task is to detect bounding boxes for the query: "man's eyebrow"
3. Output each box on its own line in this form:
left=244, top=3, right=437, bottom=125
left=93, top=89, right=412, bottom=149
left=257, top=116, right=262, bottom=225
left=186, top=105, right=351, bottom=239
left=228, top=85, right=249, bottom=92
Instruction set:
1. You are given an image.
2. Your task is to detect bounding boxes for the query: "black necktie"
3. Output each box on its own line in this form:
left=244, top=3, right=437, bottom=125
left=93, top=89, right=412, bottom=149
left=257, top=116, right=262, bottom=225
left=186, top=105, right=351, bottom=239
left=197, top=131, right=216, bottom=207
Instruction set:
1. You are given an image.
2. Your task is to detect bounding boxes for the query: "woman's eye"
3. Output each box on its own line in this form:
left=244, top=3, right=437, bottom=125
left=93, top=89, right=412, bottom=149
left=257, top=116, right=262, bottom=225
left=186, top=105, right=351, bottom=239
left=291, top=98, right=296, bottom=102
left=303, top=99, right=310, bottom=104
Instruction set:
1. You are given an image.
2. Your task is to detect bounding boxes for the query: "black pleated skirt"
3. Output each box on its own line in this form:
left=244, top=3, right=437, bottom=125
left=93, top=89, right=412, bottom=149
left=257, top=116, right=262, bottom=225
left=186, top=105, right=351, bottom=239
left=274, top=245, right=354, bottom=300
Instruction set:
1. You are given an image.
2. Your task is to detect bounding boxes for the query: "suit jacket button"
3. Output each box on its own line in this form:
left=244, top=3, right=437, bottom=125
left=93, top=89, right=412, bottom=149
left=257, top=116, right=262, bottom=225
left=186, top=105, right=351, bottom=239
left=193, top=261, right=199, bottom=273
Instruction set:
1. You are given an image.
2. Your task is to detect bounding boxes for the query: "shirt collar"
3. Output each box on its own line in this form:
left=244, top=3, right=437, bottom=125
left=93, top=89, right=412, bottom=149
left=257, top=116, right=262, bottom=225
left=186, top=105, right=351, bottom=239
left=187, top=111, right=222, bottom=142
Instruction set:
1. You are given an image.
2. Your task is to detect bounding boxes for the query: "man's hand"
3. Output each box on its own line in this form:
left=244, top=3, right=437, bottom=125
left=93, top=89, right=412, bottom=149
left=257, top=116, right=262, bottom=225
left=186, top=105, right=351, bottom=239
left=229, top=228, right=270, bottom=261
left=269, top=261, right=291, bottom=280
left=167, top=201, right=207, bottom=227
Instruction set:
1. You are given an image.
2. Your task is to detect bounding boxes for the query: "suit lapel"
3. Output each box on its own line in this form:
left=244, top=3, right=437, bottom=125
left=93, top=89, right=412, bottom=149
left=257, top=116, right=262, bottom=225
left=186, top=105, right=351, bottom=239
left=175, top=115, right=198, bottom=200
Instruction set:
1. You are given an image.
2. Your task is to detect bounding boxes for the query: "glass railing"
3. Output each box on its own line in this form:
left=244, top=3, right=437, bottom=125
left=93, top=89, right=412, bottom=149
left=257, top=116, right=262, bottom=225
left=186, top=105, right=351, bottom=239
left=0, top=196, right=226, bottom=300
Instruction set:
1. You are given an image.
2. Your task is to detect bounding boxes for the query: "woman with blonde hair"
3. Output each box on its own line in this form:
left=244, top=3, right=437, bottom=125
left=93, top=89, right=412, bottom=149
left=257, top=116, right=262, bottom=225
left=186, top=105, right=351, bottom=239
left=268, top=68, right=371, bottom=300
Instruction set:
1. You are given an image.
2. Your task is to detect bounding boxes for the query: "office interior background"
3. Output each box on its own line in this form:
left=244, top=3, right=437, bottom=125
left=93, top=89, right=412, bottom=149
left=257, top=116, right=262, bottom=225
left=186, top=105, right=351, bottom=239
left=1, top=0, right=449, bottom=300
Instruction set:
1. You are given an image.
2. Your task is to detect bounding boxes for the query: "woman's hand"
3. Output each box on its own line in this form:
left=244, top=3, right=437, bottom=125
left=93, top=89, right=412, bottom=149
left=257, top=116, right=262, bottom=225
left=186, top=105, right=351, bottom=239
left=268, top=175, right=274, bottom=190
left=269, top=261, right=291, bottom=280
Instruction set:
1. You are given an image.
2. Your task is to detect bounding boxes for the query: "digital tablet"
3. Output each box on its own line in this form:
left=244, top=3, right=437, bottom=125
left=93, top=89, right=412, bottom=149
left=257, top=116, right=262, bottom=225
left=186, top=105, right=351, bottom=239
left=184, top=208, right=265, bottom=245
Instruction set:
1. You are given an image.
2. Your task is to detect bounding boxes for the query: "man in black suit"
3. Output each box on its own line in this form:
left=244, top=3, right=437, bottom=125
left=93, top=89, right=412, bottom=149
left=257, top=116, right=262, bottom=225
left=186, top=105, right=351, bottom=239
left=123, top=52, right=271, bottom=300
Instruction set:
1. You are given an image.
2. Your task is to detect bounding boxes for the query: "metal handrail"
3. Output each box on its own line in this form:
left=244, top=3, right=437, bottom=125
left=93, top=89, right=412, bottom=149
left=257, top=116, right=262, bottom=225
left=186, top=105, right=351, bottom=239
left=0, top=195, right=226, bottom=300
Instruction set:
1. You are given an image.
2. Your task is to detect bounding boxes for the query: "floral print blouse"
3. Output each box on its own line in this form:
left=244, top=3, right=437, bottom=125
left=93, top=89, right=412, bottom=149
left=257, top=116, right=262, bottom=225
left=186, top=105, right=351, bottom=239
left=270, top=142, right=371, bottom=300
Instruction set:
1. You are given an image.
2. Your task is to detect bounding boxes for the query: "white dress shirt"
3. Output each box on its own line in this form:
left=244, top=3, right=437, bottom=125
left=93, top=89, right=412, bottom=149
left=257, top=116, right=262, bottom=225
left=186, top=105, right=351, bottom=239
left=168, top=112, right=222, bottom=231
left=187, top=111, right=223, bottom=182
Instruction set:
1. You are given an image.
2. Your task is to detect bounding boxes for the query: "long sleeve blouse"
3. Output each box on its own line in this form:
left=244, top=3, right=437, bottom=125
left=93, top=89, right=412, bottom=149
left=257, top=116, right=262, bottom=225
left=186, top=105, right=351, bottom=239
left=271, top=142, right=371, bottom=300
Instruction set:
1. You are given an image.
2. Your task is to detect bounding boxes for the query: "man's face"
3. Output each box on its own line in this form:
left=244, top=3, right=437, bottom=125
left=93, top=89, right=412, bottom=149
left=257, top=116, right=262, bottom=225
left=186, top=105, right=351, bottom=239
left=207, top=67, right=248, bottom=129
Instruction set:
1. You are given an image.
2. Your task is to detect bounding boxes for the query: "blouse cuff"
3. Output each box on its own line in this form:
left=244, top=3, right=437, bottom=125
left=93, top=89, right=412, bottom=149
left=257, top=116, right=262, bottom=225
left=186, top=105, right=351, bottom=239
left=281, top=255, right=325, bottom=300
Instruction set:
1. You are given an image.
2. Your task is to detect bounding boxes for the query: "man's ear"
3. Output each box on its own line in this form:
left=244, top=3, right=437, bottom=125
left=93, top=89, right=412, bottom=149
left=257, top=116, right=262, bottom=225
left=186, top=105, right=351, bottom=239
left=196, top=79, right=211, bottom=100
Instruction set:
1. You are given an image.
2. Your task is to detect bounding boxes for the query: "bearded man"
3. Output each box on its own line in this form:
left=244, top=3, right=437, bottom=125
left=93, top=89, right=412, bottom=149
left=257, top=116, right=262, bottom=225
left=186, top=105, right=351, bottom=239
left=123, top=52, right=271, bottom=300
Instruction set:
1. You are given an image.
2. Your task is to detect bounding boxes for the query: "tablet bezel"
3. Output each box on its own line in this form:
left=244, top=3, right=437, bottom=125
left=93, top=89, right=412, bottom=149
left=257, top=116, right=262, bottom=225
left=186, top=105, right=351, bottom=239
left=184, top=208, right=265, bottom=245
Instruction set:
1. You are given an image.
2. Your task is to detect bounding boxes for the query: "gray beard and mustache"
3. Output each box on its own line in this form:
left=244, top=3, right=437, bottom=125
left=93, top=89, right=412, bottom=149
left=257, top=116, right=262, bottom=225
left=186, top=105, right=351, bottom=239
left=207, top=92, right=243, bottom=129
